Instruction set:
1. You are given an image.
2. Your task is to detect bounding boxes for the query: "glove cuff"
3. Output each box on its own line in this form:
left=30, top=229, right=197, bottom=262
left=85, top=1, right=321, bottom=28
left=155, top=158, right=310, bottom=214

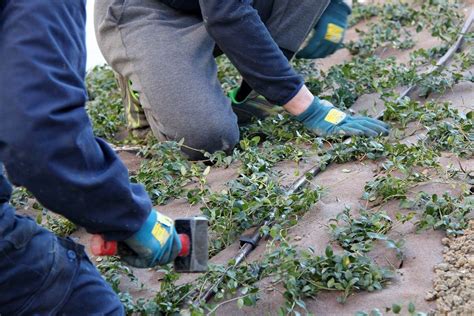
left=342, top=0, right=353, bottom=10
left=296, top=97, right=347, bottom=126
left=333, top=0, right=352, bottom=14
left=295, top=97, right=322, bottom=123
left=228, top=87, right=247, bottom=104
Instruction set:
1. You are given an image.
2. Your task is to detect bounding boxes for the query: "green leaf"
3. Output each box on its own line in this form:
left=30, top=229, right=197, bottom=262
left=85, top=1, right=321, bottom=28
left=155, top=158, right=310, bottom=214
left=370, top=309, right=383, bottom=316
left=327, top=278, right=335, bottom=288
left=325, top=246, right=334, bottom=258
left=366, top=232, right=388, bottom=240
left=392, top=303, right=402, bottom=314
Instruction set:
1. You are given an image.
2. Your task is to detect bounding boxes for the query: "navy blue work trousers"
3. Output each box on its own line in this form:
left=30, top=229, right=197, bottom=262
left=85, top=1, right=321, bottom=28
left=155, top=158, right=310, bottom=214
left=0, top=167, right=124, bottom=315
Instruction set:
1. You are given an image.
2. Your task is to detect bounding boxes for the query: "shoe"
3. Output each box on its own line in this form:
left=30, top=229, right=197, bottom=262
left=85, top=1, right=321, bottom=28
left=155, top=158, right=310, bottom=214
left=228, top=87, right=283, bottom=125
left=115, top=72, right=150, bottom=131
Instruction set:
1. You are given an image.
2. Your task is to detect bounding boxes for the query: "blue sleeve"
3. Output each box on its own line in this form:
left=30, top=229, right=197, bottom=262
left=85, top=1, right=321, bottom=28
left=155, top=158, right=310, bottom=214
left=199, top=0, right=304, bottom=105
left=0, top=0, right=151, bottom=241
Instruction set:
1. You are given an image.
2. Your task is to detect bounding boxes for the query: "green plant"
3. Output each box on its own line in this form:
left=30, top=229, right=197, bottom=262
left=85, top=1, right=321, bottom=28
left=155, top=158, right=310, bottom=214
left=349, top=3, right=380, bottom=27
left=347, top=0, right=462, bottom=57
left=416, top=67, right=463, bottom=97
left=348, top=21, right=416, bottom=57
left=132, top=141, right=209, bottom=205
left=152, top=267, right=195, bottom=315
left=216, top=55, right=241, bottom=94
left=10, top=187, right=32, bottom=208
left=330, top=208, right=393, bottom=253
left=328, top=137, right=386, bottom=164
left=425, top=112, right=473, bottom=158
left=196, top=243, right=393, bottom=315
left=202, top=170, right=322, bottom=255
left=86, top=65, right=125, bottom=141
left=44, top=214, right=77, bottom=237
left=381, top=142, right=439, bottom=175
left=356, top=301, right=428, bottom=316
left=96, top=257, right=137, bottom=293
left=241, top=114, right=315, bottom=146
left=267, top=244, right=393, bottom=314
left=408, top=192, right=473, bottom=235
left=363, top=175, right=413, bottom=203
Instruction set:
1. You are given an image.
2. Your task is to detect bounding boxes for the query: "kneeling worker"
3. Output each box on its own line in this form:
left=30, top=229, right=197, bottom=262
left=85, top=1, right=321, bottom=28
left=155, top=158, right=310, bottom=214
left=95, top=0, right=389, bottom=159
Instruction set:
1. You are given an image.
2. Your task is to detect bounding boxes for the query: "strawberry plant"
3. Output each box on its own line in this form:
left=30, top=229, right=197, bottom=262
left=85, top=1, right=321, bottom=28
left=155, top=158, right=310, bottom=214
left=406, top=192, right=473, bottom=235
left=45, top=214, right=77, bottom=237
left=357, top=301, right=427, bottom=316
left=86, top=65, right=125, bottom=141
left=330, top=208, right=393, bottom=253
left=266, top=243, right=393, bottom=312
left=425, top=112, right=474, bottom=157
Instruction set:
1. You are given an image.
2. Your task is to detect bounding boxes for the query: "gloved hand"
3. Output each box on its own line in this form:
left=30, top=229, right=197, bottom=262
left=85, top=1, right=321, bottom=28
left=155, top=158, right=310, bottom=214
left=295, top=97, right=389, bottom=137
left=296, top=0, right=352, bottom=59
left=121, top=210, right=182, bottom=268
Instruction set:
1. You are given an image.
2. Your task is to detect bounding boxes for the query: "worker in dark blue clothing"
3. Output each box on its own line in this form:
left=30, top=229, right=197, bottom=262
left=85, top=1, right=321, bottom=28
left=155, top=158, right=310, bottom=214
left=95, top=0, right=388, bottom=160
left=0, top=1, right=182, bottom=314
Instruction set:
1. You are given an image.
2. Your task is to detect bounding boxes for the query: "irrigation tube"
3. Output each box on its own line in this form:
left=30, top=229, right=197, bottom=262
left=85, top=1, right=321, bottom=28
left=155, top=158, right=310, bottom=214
left=398, top=10, right=474, bottom=100
left=192, top=10, right=474, bottom=306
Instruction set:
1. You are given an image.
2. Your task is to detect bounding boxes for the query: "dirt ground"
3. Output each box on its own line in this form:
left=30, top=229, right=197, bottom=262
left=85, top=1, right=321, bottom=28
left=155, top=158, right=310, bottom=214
left=427, top=221, right=474, bottom=314
left=15, top=1, right=473, bottom=315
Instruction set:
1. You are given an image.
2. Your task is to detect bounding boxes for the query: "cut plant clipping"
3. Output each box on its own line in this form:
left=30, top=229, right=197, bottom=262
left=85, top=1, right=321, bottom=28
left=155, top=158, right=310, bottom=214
left=8, top=0, right=473, bottom=315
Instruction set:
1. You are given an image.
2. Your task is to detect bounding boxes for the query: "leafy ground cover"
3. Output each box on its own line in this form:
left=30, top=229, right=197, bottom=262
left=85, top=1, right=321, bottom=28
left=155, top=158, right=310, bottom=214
left=9, top=0, right=473, bottom=315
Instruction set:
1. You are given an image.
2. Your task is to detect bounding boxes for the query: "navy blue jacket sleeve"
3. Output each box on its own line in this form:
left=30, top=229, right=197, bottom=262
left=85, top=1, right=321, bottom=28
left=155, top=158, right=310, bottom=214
left=199, top=0, right=304, bottom=105
left=0, top=0, right=151, bottom=241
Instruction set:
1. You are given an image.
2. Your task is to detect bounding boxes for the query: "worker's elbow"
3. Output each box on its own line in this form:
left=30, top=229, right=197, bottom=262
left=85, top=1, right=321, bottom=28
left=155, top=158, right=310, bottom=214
left=201, top=1, right=243, bottom=31
left=0, top=123, right=47, bottom=171
left=201, top=14, right=223, bottom=33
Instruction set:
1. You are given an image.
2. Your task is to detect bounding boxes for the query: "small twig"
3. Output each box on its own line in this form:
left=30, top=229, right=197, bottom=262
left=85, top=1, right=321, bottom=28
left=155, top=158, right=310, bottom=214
left=205, top=291, right=261, bottom=315
left=111, top=145, right=143, bottom=153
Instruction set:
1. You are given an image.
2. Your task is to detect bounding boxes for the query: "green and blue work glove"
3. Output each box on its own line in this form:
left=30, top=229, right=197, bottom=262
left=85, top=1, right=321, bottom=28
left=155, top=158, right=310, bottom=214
left=296, top=98, right=389, bottom=137
left=296, top=0, right=352, bottom=59
left=122, top=210, right=182, bottom=268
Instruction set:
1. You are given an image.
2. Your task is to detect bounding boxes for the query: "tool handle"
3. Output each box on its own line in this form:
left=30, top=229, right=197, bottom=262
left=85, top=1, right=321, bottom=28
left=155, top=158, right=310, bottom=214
left=90, top=234, right=191, bottom=257
left=91, top=234, right=118, bottom=256
left=178, top=234, right=190, bottom=257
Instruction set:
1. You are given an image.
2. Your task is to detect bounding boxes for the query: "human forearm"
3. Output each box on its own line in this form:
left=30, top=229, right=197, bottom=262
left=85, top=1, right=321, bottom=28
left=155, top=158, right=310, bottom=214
left=200, top=0, right=304, bottom=105
left=0, top=0, right=151, bottom=241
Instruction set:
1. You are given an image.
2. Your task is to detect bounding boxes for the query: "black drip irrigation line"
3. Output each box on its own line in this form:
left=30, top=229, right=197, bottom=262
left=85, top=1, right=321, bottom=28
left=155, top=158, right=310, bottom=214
left=191, top=10, right=474, bottom=308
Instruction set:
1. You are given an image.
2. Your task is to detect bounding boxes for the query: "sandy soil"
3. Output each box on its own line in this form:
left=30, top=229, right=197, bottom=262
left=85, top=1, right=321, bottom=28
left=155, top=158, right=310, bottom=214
left=427, top=221, right=474, bottom=315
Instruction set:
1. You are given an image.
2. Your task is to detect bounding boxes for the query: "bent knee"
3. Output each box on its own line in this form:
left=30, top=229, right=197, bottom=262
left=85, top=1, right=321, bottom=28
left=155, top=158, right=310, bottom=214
left=181, top=120, right=240, bottom=160
left=144, top=107, right=240, bottom=160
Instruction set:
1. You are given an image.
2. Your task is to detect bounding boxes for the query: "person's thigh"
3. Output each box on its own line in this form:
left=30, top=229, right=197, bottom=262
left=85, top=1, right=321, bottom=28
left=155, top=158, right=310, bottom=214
left=254, top=0, right=331, bottom=53
left=95, top=0, right=239, bottom=159
left=0, top=163, right=11, bottom=203
left=58, top=239, right=124, bottom=316
left=4, top=229, right=123, bottom=315
left=1, top=169, right=121, bottom=315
